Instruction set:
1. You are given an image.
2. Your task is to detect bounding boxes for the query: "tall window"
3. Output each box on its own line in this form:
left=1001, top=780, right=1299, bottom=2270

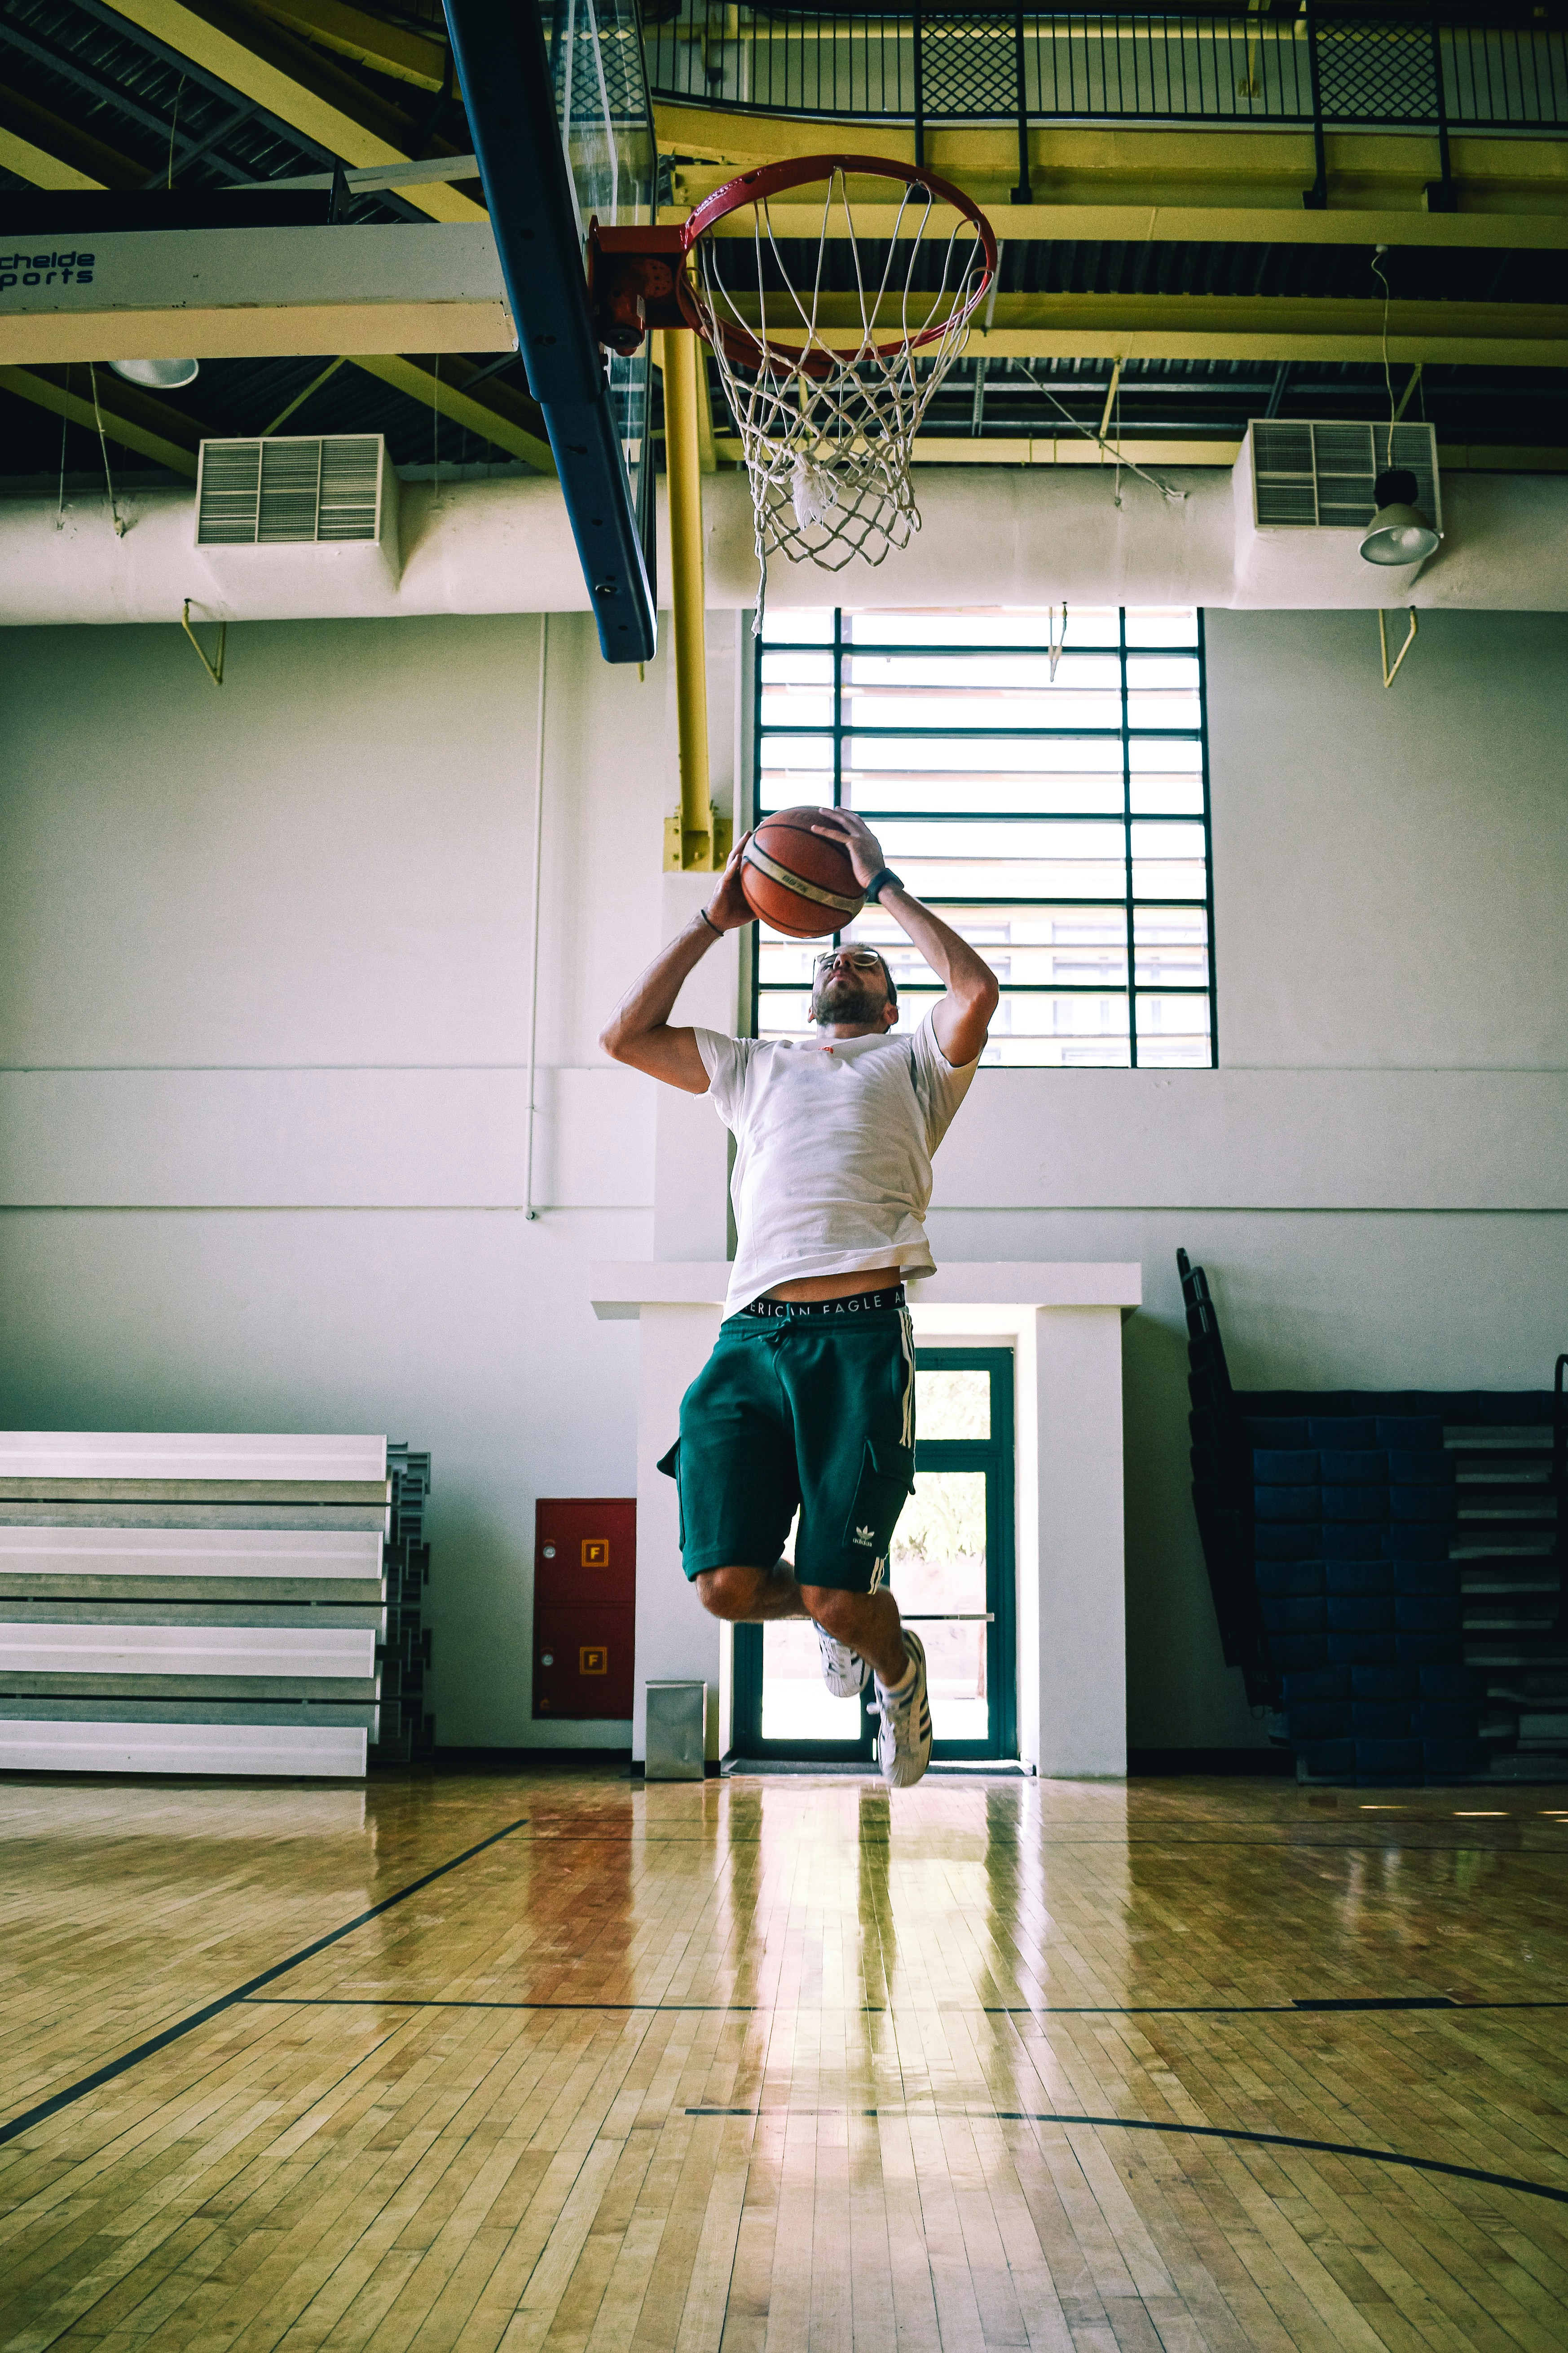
left=752, top=606, right=1216, bottom=1068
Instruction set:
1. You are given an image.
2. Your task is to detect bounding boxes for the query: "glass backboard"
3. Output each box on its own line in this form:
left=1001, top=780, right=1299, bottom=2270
left=541, top=0, right=659, bottom=601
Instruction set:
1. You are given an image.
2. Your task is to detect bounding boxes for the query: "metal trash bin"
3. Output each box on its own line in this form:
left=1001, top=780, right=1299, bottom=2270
left=644, top=1679, right=706, bottom=1781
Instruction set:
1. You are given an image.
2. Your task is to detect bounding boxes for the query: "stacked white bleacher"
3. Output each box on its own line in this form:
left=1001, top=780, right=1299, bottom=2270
left=0, top=1432, right=390, bottom=1778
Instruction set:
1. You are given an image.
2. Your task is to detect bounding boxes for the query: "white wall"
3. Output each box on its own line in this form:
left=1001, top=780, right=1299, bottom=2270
left=0, top=608, right=723, bottom=1749
left=0, top=601, right=1562, bottom=1757
left=927, top=607, right=1568, bottom=1751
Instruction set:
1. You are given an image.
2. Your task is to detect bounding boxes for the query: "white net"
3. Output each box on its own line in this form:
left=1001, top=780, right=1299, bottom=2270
left=686, top=167, right=991, bottom=630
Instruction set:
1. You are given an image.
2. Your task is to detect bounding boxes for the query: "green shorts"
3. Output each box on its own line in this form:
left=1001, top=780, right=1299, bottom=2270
left=657, top=1289, right=916, bottom=1594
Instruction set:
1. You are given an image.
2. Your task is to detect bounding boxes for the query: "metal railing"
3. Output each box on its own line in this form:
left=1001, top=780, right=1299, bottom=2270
left=645, top=8, right=1568, bottom=168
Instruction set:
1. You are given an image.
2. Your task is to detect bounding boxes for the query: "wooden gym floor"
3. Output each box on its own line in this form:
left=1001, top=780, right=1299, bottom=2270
left=2, top=1770, right=1568, bottom=2352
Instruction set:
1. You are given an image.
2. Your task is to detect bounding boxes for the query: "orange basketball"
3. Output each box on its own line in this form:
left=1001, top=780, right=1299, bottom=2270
left=740, top=808, right=866, bottom=938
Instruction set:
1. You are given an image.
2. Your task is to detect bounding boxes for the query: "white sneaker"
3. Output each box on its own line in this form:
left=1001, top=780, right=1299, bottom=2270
left=816, top=1620, right=869, bottom=1697
left=870, top=1631, right=932, bottom=1789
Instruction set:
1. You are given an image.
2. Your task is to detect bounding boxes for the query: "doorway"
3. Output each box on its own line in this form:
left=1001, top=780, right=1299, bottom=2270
left=731, top=1347, right=1016, bottom=1763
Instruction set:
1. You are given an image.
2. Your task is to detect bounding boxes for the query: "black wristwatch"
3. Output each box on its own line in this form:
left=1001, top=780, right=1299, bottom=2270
left=864, top=867, right=903, bottom=903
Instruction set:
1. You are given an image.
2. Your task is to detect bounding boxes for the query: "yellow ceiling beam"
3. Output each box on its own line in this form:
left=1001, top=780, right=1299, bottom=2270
left=97, top=0, right=484, bottom=222
left=0, top=364, right=203, bottom=476
left=688, top=195, right=1568, bottom=252
left=715, top=435, right=1568, bottom=473
left=715, top=434, right=1239, bottom=469
left=661, top=106, right=1568, bottom=247
left=0, top=91, right=140, bottom=190
left=0, top=305, right=511, bottom=367
left=0, top=125, right=103, bottom=194
left=717, top=291, right=1567, bottom=368
left=248, top=0, right=448, bottom=91
left=348, top=355, right=555, bottom=475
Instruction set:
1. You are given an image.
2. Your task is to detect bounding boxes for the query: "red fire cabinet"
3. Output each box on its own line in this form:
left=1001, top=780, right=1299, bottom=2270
left=533, top=1498, right=636, bottom=1720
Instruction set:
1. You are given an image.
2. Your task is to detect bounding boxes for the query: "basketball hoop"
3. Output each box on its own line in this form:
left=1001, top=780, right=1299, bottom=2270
left=687, top=156, right=996, bottom=625
left=589, top=155, right=997, bottom=630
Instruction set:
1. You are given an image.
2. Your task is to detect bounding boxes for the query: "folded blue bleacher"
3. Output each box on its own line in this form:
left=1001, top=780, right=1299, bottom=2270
left=1250, top=1413, right=1462, bottom=1784
left=1326, top=1560, right=1390, bottom=1594
left=1324, top=1525, right=1384, bottom=1559
left=1324, top=1486, right=1389, bottom=1521
left=1255, top=1485, right=1321, bottom=1521
left=1329, top=1630, right=1396, bottom=1665
left=1308, top=1417, right=1378, bottom=1448
left=1388, top=1449, right=1453, bottom=1486
left=1352, top=1701, right=1412, bottom=1737
left=1377, top=1416, right=1445, bottom=1449
left=1255, top=1523, right=1321, bottom=1558
left=1270, top=1635, right=1329, bottom=1670
left=1254, top=1449, right=1319, bottom=1485
left=1256, top=1560, right=1325, bottom=1594
left=1393, top=1558, right=1459, bottom=1594
left=1321, top=1449, right=1386, bottom=1484
left=1260, top=1595, right=1326, bottom=1633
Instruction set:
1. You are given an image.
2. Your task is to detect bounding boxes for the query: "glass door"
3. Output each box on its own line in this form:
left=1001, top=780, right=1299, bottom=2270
left=731, top=1347, right=1016, bottom=1762
left=899, top=1349, right=1016, bottom=1761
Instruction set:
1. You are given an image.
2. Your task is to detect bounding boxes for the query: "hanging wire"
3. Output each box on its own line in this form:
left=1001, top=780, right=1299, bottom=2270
left=87, top=363, right=126, bottom=536
left=55, top=364, right=70, bottom=529
left=432, top=352, right=440, bottom=492
left=1011, top=362, right=1186, bottom=503
left=1371, top=244, right=1396, bottom=467
left=166, top=74, right=186, bottom=189
left=1113, top=368, right=1123, bottom=510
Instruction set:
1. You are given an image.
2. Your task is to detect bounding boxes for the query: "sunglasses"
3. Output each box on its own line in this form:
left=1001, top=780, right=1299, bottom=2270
left=813, top=950, right=885, bottom=972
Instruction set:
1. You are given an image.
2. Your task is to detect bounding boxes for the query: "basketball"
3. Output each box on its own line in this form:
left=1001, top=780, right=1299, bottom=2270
left=741, top=808, right=866, bottom=938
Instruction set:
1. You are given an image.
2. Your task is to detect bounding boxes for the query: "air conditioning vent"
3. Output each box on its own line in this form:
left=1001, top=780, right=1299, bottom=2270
left=196, top=435, right=387, bottom=547
left=1248, top=420, right=1440, bottom=535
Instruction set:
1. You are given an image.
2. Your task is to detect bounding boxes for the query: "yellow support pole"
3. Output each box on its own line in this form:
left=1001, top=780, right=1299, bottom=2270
left=661, top=328, right=717, bottom=873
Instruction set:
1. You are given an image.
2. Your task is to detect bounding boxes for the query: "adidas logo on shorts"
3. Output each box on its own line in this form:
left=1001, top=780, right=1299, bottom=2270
left=852, top=1524, right=875, bottom=1547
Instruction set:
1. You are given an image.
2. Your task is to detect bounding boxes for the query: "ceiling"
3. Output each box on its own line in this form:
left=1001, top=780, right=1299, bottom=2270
left=1, top=0, right=1564, bottom=492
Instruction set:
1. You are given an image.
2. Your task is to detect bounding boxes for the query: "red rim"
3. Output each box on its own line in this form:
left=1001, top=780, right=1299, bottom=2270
left=680, top=152, right=997, bottom=377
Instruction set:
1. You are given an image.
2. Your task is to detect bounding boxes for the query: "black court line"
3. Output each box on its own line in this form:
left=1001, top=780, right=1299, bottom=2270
left=1292, top=1996, right=1454, bottom=2011
left=241, top=1995, right=1568, bottom=2018
left=0, top=1813, right=530, bottom=2151
left=524, top=1834, right=1568, bottom=1857
left=682, top=2109, right=1568, bottom=2205
left=991, top=1999, right=1568, bottom=2016
left=245, top=1998, right=755, bottom=2012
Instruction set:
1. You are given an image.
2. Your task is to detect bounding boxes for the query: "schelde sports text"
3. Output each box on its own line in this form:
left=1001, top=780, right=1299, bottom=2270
left=0, top=252, right=97, bottom=290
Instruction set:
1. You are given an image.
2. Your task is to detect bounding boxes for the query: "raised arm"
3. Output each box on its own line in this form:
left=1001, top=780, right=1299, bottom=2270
left=598, top=831, right=753, bottom=1092
left=812, top=809, right=999, bottom=1067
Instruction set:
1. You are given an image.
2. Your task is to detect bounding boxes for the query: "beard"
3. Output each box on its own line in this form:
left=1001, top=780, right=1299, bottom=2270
left=813, top=975, right=885, bottom=1024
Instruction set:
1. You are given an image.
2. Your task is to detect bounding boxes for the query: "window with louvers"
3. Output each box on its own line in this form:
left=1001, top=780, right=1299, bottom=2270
left=752, top=605, right=1217, bottom=1070
left=196, top=436, right=383, bottom=546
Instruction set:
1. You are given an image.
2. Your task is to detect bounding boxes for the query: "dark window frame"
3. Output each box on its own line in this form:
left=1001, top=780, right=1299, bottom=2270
left=748, top=606, right=1218, bottom=1069
left=728, top=1346, right=1017, bottom=1765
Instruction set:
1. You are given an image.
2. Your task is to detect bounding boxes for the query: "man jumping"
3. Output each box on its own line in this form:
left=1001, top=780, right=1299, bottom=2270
left=600, top=808, right=998, bottom=1788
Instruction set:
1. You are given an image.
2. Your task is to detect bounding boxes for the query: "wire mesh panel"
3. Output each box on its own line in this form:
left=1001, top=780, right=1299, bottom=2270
left=1313, top=12, right=1439, bottom=125
left=920, top=16, right=1020, bottom=117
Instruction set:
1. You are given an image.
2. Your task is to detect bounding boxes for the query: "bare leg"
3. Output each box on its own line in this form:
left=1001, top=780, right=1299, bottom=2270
left=693, top=1565, right=910, bottom=1689
left=798, top=1584, right=908, bottom=1687
left=695, top=1561, right=810, bottom=1625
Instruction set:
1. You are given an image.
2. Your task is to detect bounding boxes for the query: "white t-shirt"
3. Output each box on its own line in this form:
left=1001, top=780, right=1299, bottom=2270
left=693, top=1010, right=979, bottom=1317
